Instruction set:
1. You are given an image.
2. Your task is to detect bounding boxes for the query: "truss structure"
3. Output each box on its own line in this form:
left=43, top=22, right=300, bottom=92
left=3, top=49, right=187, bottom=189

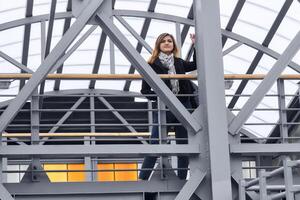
left=0, top=0, right=300, bottom=199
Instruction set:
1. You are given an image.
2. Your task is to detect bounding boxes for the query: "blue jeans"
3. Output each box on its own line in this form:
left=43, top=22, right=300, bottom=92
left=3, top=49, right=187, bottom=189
left=139, top=99, right=191, bottom=180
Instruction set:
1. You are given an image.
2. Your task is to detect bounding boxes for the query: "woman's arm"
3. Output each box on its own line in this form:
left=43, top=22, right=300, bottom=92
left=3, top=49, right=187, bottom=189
left=182, top=51, right=196, bottom=72
left=183, top=33, right=197, bottom=72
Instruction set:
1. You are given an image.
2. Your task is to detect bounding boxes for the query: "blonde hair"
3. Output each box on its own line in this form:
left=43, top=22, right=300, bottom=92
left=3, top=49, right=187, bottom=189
left=148, top=33, right=179, bottom=64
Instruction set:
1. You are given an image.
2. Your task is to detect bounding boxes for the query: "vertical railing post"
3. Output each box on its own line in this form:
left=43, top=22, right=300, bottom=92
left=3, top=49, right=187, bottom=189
left=239, top=179, right=246, bottom=200
left=158, top=97, right=168, bottom=179
left=31, top=90, right=40, bottom=182
left=277, top=79, right=288, bottom=143
left=283, top=157, right=295, bottom=200
left=259, top=169, right=268, bottom=200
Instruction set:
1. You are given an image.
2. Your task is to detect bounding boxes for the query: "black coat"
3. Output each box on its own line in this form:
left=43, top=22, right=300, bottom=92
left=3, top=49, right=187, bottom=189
left=141, top=54, right=197, bottom=102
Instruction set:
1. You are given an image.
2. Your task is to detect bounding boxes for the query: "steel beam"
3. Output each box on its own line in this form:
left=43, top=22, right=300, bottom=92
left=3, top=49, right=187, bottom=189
left=222, top=0, right=245, bottom=46
left=0, top=184, right=14, bottom=200
left=97, top=96, right=147, bottom=144
left=222, top=29, right=300, bottom=72
left=174, top=170, right=206, bottom=200
left=50, top=25, right=98, bottom=74
left=0, top=145, right=200, bottom=158
left=95, top=12, right=201, bottom=133
left=180, top=4, right=193, bottom=46
left=0, top=0, right=105, bottom=136
left=89, top=32, right=107, bottom=89
left=0, top=51, right=33, bottom=73
left=40, top=20, right=46, bottom=60
left=230, top=143, right=300, bottom=154
left=194, top=0, right=232, bottom=199
left=113, top=10, right=193, bottom=26
left=39, top=0, right=57, bottom=96
left=20, top=0, right=34, bottom=90
left=54, top=0, right=73, bottom=91
left=0, top=12, right=72, bottom=31
left=39, top=96, right=86, bottom=145
left=115, top=16, right=152, bottom=53
left=98, top=96, right=138, bottom=133
left=4, top=180, right=185, bottom=195
left=123, top=0, right=157, bottom=91
left=226, top=109, right=258, bottom=139
left=222, top=41, right=243, bottom=56
left=228, top=0, right=294, bottom=108
left=228, top=31, right=300, bottom=135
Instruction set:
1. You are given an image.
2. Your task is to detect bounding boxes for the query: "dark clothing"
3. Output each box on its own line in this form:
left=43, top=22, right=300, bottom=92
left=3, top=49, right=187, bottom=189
left=141, top=53, right=197, bottom=101
left=139, top=100, right=192, bottom=180
left=139, top=54, right=197, bottom=180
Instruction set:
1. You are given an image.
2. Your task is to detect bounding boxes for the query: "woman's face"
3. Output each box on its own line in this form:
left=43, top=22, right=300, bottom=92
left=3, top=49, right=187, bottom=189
left=159, top=35, right=174, bottom=55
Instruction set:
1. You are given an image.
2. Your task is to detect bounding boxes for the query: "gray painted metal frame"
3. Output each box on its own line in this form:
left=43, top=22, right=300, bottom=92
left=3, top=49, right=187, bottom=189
left=20, top=0, right=34, bottom=90
left=0, top=0, right=105, bottom=136
left=123, top=0, right=158, bottom=91
left=229, top=31, right=300, bottom=135
left=228, top=0, right=294, bottom=109
left=1, top=0, right=300, bottom=199
left=54, top=0, right=73, bottom=91
left=194, top=0, right=232, bottom=199
left=95, top=10, right=201, bottom=133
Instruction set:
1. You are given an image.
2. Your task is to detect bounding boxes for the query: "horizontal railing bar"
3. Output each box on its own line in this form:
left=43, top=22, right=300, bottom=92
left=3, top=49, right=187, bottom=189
left=1, top=167, right=190, bottom=173
left=0, top=144, right=200, bottom=158
left=2, top=138, right=188, bottom=142
left=2, top=93, right=299, bottom=97
left=7, top=123, right=183, bottom=127
left=2, top=73, right=300, bottom=80
left=2, top=132, right=167, bottom=137
left=0, top=108, right=195, bottom=112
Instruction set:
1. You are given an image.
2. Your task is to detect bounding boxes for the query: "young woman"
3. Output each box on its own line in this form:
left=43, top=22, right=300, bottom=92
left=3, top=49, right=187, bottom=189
left=139, top=33, right=196, bottom=180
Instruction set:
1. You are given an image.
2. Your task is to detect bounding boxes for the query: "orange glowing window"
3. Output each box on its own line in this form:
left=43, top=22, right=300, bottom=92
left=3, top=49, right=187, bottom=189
left=97, top=163, right=114, bottom=182
left=68, top=164, right=85, bottom=182
left=114, top=163, right=138, bottom=181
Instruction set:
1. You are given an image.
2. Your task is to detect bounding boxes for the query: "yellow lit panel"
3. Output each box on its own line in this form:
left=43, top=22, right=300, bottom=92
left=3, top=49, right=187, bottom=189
left=115, top=163, right=138, bottom=181
left=43, top=164, right=67, bottom=182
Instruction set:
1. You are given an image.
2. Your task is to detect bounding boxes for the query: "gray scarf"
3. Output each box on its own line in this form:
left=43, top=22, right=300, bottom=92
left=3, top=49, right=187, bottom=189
left=159, top=52, right=179, bottom=94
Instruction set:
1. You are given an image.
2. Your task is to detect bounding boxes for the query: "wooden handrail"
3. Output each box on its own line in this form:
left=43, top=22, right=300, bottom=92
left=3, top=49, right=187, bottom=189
left=1, top=73, right=300, bottom=80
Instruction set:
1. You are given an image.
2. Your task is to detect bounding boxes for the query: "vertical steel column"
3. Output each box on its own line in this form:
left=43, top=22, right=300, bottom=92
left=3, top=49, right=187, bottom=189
left=40, top=21, right=46, bottom=60
left=109, top=39, right=116, bottom=74
left=239, top=180, right=246, bottom=200
left=1, top=137, right=7, bottom=183
left=84, top=95, right=95, bottom=182
left=31, top=90, right=40, bottom=182
left=54, top=0, right=72, bottom=90
left=157, top=98, right=167, bottom=179
left=20, top=0, right=34, bottom=90
left=259, top=169, right=268, bottom=200
left=283, top=157, right=294, bottom=200
left=277, top=79, right=288, bottom=143
left=194, top=0, right=232, bottom=199
left=90, top=95, right=98, bottom=181
left=175, top=23, right=182, bottom=57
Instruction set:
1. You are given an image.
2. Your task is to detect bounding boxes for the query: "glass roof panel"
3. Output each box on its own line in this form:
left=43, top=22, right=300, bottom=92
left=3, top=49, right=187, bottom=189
left=0, top=0, right=25, bottom=24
